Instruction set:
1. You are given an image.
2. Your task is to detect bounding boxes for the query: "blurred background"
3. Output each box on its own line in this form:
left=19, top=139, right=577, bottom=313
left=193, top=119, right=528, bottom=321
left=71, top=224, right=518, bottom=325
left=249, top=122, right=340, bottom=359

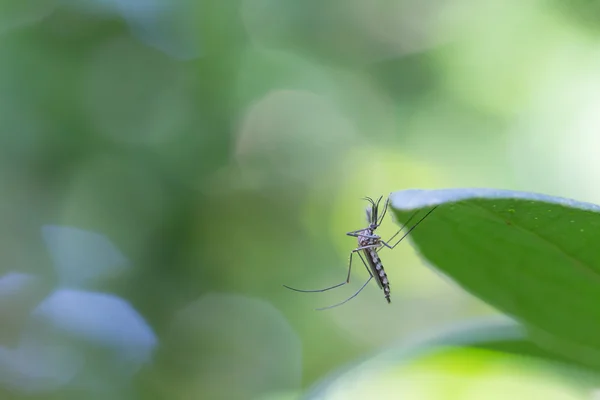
left=2, top=0, right=600, bottom=399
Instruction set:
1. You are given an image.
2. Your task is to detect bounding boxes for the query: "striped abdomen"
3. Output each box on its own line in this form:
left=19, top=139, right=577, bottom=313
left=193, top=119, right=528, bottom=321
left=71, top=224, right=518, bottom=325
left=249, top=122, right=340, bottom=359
left=363, top=247, right=391, bottom=303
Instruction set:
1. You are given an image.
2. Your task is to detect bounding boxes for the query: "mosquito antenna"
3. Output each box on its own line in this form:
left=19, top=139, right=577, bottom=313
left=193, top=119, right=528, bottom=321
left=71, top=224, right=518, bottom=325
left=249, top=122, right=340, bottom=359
left=376, top=197, right=390, bottom=227
left=363, top=196, right=379, bottom=225
left=388, top=206, right=437, bottom=249
left=316, top=276, right=373, bottom=311
left=362, top=196, right=375, bottom=205
left=374, top=196, right=383, bottom=221
left=371, top=196, right=381, bottom=224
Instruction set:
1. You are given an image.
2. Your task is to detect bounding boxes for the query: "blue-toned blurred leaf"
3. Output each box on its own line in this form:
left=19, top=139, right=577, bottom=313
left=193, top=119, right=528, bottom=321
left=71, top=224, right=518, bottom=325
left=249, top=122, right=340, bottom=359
left=0, top=288, right=155, bottom=396
left=41, top=225, right=129, bottom=288
left=31, top=289, right=157, bottom=371
left=390, top=188, right=600, bottom=368
left=0, top=272, right=44, bottom=304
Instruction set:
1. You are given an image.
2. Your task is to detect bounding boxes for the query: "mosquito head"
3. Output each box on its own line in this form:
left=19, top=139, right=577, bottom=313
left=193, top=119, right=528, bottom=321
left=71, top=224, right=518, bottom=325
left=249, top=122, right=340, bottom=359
left=363, top=196, right=383, bottom=229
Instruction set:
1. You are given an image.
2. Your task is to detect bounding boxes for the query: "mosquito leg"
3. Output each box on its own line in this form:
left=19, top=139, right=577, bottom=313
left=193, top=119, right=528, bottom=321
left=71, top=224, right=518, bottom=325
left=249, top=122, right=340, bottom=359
left=381, top=209, right=420, bottom=248
left=347, top=232, right=380, bottom=239
left=316, top=276, right=373, bottom=311
left=294, top=250, right=374, bottom=310
left=283, top=251, right=357, bottom=293
left=346, top=229, right=368, bottom=237
left=379, top=241, right=393, bottom=249
left=356, top=251, right=374, bottom=276
left=381, top=206, right=438, bottom=250
left=283, top=242, right=382, bottom=293
left=317, top=250, right=376, bottom=310
left=344, top=251, right=354, bottom=283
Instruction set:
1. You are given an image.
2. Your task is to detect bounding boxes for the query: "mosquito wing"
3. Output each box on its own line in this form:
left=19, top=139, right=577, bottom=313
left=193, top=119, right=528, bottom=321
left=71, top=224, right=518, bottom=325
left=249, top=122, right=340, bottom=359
left=361, top=249, right=383, bottom=289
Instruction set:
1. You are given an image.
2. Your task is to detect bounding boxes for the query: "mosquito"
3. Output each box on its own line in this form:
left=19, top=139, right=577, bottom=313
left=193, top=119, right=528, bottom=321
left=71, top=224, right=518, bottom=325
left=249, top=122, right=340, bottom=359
left=283, top=195, right=437, bottom=310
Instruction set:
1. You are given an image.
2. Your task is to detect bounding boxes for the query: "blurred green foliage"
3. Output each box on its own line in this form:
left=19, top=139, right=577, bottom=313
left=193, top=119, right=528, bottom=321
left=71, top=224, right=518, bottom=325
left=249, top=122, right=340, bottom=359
left=2, top=0, right=600, bottom=399
left=308, top=318, right=600, bottom=399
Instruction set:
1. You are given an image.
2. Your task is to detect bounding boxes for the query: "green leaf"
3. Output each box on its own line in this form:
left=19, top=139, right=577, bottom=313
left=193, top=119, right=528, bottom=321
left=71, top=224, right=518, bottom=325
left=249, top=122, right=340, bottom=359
left=390, top=188, right=600, bottom=368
